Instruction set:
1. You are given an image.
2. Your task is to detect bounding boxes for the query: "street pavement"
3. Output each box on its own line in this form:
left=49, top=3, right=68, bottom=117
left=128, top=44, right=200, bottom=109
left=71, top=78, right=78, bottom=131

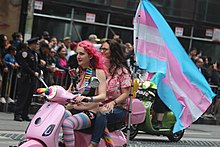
left=0, top=112, right=220, bottom=147
left=0, top=112, right=29, bottom=147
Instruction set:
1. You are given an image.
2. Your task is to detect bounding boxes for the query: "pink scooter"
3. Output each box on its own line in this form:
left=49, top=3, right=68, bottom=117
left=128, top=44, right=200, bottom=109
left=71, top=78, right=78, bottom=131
left=18, top=76, right=146, bottom=147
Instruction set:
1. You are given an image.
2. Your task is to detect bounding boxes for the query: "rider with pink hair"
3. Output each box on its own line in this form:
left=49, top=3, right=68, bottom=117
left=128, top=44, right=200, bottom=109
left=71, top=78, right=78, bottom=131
left=62, top=40, right=106, bottom=147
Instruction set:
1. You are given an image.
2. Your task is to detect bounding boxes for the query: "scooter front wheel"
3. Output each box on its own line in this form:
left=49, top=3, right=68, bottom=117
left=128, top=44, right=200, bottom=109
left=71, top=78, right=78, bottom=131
left=167, top=129, right=184, bottom=142
left=122, top=124, right=139, bottom=140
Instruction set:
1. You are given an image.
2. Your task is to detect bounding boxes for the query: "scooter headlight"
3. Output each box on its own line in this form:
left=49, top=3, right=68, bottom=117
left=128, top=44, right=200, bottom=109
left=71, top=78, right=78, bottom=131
left=47, top=86, right=57, bottom=100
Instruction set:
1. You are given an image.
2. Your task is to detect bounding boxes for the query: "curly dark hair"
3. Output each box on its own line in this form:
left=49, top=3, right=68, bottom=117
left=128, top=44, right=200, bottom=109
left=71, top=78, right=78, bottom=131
left=103, top=39, right=130, bottom=76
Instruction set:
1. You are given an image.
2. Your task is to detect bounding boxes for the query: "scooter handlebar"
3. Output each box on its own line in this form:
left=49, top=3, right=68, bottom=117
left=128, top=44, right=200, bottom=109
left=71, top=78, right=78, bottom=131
left=68, top=92, right=91, bottom=103
left=66, top=97, right=90, bottom=104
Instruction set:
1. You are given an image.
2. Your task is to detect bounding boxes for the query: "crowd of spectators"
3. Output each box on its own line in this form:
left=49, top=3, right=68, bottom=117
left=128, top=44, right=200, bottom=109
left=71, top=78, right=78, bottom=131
left=0, top=32, right=135, bottom=106
left=0, top=31, right=219, bottom=115
left=189, top=47, right=220, bottom=87
left=189, top=47, right=220, bottom=114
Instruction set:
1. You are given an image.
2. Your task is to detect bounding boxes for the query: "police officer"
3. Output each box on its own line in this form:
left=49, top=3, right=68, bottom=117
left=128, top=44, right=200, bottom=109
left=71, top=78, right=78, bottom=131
left=14, top=37, right=41, bottom=121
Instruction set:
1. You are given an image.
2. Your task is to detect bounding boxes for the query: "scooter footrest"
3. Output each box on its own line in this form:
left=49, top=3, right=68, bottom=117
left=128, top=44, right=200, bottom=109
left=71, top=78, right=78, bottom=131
left=157, top=128, right=171, bottom=132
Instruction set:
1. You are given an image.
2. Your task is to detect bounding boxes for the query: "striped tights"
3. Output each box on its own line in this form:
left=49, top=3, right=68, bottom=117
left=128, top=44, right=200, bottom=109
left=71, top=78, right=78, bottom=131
left=62, top=112, right=91, bottom=147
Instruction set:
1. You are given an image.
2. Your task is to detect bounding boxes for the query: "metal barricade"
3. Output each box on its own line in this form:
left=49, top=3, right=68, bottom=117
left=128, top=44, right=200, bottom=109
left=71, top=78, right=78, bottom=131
left=53, top=69, right=69, bottom=89
left=0, top=67, right=71, bottom=113
left=1, top=68, right=18, bottom=112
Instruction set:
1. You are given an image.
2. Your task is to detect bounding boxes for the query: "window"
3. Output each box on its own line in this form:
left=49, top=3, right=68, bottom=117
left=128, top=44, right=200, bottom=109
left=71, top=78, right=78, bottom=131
left=73, top=22, right=106, bottom=41
left=110, top=14, right=133, bottom=27
left=151, top=0, right=195, bottom=19
left=74, top=8, right=108, bottom=23
left=75, top=0, right=110, bottom=5
left=108, top=27, right=133, bottom=44
left=32, top=17, right=71, bottom=41
left=192, top=40, right=220, bottom=61
left=34, top=2, right=72, bottom=18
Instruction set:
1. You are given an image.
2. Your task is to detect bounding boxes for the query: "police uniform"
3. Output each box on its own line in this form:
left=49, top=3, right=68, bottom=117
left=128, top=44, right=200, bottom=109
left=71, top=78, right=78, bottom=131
left=14, top=37, right=41, bottom=121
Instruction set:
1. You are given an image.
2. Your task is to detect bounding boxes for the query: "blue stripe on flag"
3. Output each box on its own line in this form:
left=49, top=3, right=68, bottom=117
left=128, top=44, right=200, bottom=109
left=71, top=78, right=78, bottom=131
left=136, top=52, right=167, bottom=74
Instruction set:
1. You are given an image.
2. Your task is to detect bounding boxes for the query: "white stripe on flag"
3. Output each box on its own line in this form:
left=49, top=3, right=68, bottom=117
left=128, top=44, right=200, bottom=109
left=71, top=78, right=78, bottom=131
left=135, top=23, right=165, bottom=46
left=167, top=69, right=203, bottom=121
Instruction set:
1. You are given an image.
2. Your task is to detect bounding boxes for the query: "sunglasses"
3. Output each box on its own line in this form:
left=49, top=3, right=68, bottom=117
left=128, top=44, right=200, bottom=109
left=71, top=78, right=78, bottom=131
left=100, top=48, right=109, bottom=52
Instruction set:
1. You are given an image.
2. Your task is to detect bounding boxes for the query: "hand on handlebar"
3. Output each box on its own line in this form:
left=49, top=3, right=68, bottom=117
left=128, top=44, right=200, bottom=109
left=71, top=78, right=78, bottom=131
left=75, top=95, right=92, bottom=103
left=35, top=72, right=39, bottom=78
left=66, top=103, right=76, bottom=110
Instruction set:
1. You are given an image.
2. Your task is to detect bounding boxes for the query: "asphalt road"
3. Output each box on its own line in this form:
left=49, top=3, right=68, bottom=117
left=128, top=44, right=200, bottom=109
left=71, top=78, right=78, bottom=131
left=0, top=112, right=220, bottom=147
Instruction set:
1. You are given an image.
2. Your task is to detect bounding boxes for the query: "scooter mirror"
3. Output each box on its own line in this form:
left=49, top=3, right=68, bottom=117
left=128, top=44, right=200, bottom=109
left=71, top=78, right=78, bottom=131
left=90, top=77, right=100, bottom=88
left=76, top=77, right=100, bottom=92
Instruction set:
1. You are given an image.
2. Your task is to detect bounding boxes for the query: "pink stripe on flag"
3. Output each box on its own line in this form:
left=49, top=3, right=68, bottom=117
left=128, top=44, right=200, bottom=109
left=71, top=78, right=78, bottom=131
left=137, top=39, right=167, bottom=61
left=162, top=80, right=210, bottom=128
left=163, top=77, right=208, bottom=128
left=170, top=90, right=193, bottom=127
left=139, top=9, right=157, bottom=28
left=180, top=95, right=209, bottom=127
left=166, top=49, right=211, bottom=112
left=162, top=48, right=211, bottom=127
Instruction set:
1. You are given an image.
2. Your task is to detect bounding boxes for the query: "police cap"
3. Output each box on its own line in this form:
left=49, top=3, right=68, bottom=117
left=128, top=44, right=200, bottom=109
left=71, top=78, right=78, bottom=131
left=27, top=37, right=39, bottom=45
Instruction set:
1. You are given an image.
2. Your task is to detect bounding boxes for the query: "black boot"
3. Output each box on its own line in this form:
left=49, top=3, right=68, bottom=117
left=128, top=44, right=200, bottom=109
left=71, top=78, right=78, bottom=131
left=154, top=121, right=163, bottom=129
left=14, top=115, right=23, bottom=122
left=58, top=141, right=65, bottom=147
left=22, top=116, right=32, bottom=121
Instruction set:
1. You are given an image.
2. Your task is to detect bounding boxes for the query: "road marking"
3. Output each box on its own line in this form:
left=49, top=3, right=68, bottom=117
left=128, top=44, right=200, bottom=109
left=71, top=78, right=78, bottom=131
left=0, top=131, right=23, bottom=134
left=185, top=132, right=211, bottom=135
left=181, top=138, right=220, bottom=142
left=136, top=134, right=220, bottom=141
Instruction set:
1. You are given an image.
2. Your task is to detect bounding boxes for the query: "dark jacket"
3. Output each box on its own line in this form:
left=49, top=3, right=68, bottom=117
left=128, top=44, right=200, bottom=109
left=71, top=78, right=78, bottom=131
left=16, top=47, right=41, bottom=77
left=210, top=70, right=220, bottom=87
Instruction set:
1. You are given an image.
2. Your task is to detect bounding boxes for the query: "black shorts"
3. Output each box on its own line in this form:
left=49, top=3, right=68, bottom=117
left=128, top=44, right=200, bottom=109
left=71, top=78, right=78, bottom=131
left=153, top=97, right=170, bottom=113
left=83, top=110, right=96, bottom=126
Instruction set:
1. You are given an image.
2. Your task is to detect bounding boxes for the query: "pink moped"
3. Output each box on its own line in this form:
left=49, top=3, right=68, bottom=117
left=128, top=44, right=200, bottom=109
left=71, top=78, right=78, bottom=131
left=18, top=76, right=146, bottom=147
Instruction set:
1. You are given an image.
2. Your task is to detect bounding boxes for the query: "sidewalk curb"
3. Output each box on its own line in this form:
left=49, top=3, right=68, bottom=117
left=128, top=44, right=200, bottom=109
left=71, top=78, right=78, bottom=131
left=194, top=115, right=218, bottom=125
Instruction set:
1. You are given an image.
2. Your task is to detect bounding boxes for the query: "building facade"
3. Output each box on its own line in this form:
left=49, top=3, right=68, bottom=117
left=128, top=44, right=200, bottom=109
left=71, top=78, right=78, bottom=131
left=0, top=0, right=22, bottom=38
left=18, top=0, right=220, bottom=60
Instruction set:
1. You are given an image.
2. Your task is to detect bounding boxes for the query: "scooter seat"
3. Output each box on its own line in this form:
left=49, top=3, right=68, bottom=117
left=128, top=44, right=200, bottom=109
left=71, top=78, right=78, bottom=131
left=77, top=127, right=93, bottom=134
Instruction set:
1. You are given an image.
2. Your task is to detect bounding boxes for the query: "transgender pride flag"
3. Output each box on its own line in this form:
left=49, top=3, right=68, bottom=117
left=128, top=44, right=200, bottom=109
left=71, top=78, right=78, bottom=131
left=134, top=0, right=216, bottom=133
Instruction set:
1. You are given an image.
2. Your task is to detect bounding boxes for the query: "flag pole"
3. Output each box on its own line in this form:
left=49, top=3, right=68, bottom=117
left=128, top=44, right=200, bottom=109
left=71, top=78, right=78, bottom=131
left=126, top=0, right=142, bottom=145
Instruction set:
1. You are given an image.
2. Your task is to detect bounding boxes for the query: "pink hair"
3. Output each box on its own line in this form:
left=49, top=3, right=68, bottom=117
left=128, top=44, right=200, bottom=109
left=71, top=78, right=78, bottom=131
left=78, top=40, right=105, bottom=71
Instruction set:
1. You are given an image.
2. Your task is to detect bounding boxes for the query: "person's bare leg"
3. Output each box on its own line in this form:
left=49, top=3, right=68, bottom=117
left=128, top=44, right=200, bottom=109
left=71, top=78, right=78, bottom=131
left=157, top=113, right=164, bottom=122
left=155, top=113, right=164, bottom=129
